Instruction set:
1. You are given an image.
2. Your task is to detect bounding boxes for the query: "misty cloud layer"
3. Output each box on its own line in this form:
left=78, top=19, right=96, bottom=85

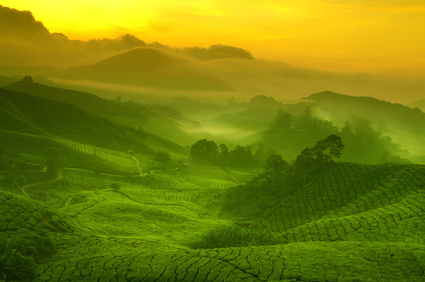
left=2, top=4, right=425, bottom=104
left=0, top=5, right=254, bottom=70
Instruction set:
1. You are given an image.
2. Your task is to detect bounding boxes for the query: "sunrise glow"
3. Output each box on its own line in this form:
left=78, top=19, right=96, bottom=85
left=2, top=0, right=425, bottom=72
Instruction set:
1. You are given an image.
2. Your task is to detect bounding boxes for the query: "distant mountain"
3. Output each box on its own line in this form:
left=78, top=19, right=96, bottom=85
left=56, top=47, right=232, bottom=91
left=5, top=77, right=195, bottom=145
left=307, top=91, right=425, bottom=153
left=0, top=75, right=20, bottom=87
left=308, top=91, right=425, bottom=130
left=409, top=98, right=425, bottom=111
left=90, top=47, right=190, bottom=72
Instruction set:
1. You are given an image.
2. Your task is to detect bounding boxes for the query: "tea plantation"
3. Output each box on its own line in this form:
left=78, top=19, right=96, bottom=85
left=1, top=161, right=425, bottom=281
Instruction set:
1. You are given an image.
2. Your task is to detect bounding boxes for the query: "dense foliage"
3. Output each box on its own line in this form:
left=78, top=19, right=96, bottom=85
left=265, top=107, right=410, bottom=164
left=0, top=231, right=56, bottom=281
left=222, top=135, right=344, bottom=215
left=188, top=225, right=280, bottom=249
left=190, top=139, right=258, bottom=168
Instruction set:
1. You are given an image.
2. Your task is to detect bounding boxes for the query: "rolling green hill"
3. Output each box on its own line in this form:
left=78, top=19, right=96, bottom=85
left=5, top=77, right=195, bottom=145
left=1, top=161, right=425, bottom=281
left=308, top=91, right=425, bottom=153
left=1, top=80, right=425, bottom=281
left=0, top=74, right=20, bottom=87
left=0, top=87, right=188, bottom=175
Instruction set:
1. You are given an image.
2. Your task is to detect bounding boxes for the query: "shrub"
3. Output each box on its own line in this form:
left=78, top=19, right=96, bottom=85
left=188, top=225, right=280, bottom=249
left=109, top=183, right=121, bottom=190
left=155, top=151, right=171, bottom=164
left=0, top=235, right=37, bottom=281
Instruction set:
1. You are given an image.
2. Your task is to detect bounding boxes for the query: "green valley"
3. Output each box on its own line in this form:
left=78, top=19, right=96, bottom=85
left=1, top=77, right=425, bottom=281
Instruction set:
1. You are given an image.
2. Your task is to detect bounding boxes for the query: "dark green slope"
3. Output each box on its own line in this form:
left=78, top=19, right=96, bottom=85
left=5, top=78, right=194, bottom=144
left=0, top=88, right=186, bottom=156
left=243, top=162, right=425, bottom=245
left=0, top=87, right=126, bottom=145
left=0, top=74, right=20, bottom=87
left=308, top=91, right=425, bottom=135
left=55, top=47, right=232, bottom=91
left=0, top=92, right=46, bottom=135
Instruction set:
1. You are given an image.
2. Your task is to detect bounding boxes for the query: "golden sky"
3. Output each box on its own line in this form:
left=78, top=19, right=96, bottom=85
left=2, top=0, right=425, bottom=72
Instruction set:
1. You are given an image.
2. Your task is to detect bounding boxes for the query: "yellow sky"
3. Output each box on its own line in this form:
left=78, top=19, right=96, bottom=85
left=2, top=0, right=425, bottom=72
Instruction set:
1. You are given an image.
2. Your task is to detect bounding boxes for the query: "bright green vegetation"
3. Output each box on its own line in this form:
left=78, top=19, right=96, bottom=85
left=2, top=153, right=425, bottom=281
left=2, top=78, right=425, bottom=281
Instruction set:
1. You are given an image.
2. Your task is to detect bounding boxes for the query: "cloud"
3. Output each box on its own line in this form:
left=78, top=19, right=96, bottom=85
left=0, top=5, right=50, bottom=39
left=0, top=4, right=254, bottom=70
left=0, top=5, right=150, bottom=68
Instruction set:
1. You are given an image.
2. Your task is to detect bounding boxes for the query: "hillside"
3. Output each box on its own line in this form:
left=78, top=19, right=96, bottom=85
left=1, top=162, right=425, bottom=281
left=55, top=47, right=232, bottom=91
left=308, top=91, right=425, bottom=127
left=4, top=78, right=195, bottom=145
left=308, top=91, right=425, bottom=140
left=0, top=87, right=137, bottom=149
left=0, top=74, right=20, bottom=87
left=0, top=87, right=187, bottom=174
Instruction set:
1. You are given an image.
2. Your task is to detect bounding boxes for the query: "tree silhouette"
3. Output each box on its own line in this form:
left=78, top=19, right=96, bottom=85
left=228, top=145, right=255, bottom=168
left=294, top=134, right=344, bottom=185
left=190, top=139, right=219, bottom=165
left=219, top=144, right=229, bottom=166
left=272, top=111, right=293, bottom=131
left=264, top=154, right=288, bottom=173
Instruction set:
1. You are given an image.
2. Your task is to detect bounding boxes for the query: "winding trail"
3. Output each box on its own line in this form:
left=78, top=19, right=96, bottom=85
left=21, top=171, right=63, bottom=198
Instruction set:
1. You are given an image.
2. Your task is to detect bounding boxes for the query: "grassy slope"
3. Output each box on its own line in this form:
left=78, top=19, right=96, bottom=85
left=0, top=87, right=187, bottom=165
left=1, top=162, right=425, bottom=281
left=5, top=80, right=194, bottom=144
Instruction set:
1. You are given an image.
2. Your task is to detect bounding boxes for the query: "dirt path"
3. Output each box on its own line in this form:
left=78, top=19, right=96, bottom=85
left=21, top=172, right=63, bottom=198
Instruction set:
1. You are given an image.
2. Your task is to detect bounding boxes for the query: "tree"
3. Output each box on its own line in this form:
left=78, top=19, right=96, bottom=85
left=272, top=111, right=293, bottom=131
left=249, top=95, right=281, bottom=108
left=22, top=76, right=33, bottom=83
left=264, top=154, right=288, bottom=173
left=228, top=145, right=255, bottom=168
left=219, top=144, right=229, bottom=166
left=298, top=107, right=314, bottom=131
left=314, top=134, right=344, bottom=162
left=190, top=139, right=219, bottom=165
left=294, top=134, right=344, bottom=171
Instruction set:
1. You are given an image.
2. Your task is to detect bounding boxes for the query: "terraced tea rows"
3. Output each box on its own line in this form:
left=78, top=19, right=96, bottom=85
left=254, top=163, right=425, bottom=245
left=36, top=240, right=425, bottom=281
left=52, top=137, right=142, bottom=173
left=2, top=163, right=425, bottom=281
left=0, top=129, right=147, bottom=174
